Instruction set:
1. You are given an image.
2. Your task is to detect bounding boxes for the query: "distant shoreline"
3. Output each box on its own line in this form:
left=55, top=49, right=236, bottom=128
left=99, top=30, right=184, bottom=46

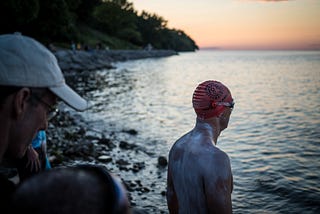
left=54, top=49, right=178, bottom=73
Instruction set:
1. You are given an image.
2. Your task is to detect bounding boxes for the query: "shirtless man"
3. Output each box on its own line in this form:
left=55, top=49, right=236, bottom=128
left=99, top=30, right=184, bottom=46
left=167, top=80, right=234, bottom=214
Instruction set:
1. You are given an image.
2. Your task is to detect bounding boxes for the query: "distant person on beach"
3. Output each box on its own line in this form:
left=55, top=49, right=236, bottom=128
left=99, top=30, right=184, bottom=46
left=77, top=42, right=82, bottom=50
left=0, top=33, right=89, bottom=210
left=145, top=43, right=153, bottom=51
left=9, top=164, right=132, bottom=214
left=71, top=41, right=76, bottom=53
left=166, top=80, right=234, bottom=214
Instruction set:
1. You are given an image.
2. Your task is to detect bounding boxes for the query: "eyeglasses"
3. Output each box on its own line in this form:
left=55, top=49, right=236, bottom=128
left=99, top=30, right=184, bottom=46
left=32, top=94, right=59, bottom=120
left=216, top=100, right=235, bottom=110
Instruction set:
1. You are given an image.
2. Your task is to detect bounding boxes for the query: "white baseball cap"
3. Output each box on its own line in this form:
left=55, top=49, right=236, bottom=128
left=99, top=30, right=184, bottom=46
left=0, top=33, right=89, bottom=111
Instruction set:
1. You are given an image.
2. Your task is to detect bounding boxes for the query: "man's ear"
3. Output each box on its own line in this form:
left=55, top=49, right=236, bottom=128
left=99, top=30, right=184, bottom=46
left=217, top=107, right=228, bottom=120
left=13, top=88, right=32, bottom=119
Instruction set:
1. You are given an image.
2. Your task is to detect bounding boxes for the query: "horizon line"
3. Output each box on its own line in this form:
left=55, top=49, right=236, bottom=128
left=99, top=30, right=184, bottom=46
left=199, top=46, right=320, bottom=51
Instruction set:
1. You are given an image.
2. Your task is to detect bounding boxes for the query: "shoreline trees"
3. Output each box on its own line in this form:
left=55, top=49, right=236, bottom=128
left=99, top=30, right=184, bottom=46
left=0, top=0, right=198, bottom=51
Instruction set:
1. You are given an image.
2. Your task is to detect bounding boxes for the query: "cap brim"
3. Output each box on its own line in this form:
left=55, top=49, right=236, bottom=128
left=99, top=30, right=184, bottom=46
left=49, top=84, right=89, bottom=111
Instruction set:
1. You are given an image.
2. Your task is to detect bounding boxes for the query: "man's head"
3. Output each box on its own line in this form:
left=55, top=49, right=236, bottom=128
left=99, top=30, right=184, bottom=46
left=0, top=33, right=88, bottom=111
left=0, top=33, right=89, bottom=161
left=0, top=87, right=58, bottom=160
left=10, top=165, right=131, bottom=214
left=192, top=80, right=234, bottom=121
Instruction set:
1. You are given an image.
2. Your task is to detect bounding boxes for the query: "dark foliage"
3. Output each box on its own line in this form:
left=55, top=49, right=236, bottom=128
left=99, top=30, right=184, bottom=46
left=0, top=0, right=198, bottom=51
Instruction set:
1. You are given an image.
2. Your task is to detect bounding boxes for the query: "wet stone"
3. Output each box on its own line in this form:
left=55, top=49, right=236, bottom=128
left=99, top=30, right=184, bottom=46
left=123, top=129, right=138, bottom=135
left=157, top=156, right=168, bottom=167
left=97, top=155, right=113, bottom=163
left=119, top=141, right=137, bottom=150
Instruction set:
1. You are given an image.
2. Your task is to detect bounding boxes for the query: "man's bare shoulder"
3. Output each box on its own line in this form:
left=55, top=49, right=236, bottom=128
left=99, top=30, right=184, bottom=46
left=212, top=146, right=230, bottom=160
left=200, top=147, right=232, bottom=179
left=206, top=146, right=230, bottom=166
left=169, top=132, right=191, bottom=152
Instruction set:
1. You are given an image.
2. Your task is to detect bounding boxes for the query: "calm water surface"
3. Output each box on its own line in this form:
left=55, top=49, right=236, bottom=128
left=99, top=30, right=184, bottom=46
left=71, top=50, right=320, bottom=213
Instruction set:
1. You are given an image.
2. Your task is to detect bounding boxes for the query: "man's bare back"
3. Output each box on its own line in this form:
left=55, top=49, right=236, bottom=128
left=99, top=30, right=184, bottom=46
left=167, top=80, right=234, bottom=214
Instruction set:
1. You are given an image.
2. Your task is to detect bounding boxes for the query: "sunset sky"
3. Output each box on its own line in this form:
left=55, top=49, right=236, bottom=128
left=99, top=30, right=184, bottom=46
left=129, top=0, right=320, bottom=50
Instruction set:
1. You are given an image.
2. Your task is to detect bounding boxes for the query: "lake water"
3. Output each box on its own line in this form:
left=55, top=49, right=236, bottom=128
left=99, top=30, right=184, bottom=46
left=70, top=50, right=320, bottom=213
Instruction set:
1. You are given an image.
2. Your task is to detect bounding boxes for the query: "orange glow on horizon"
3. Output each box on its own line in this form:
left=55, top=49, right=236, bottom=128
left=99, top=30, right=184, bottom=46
left=130, top=0, right=320, bottom=50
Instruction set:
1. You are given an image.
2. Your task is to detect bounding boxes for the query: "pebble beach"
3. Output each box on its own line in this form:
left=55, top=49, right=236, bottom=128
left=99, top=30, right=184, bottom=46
left=47, top=49, right=178, bottom=213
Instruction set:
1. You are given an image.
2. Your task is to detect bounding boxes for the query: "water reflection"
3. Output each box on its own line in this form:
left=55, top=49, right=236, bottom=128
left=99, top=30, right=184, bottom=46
left=65, top=50, right=320, bottom=213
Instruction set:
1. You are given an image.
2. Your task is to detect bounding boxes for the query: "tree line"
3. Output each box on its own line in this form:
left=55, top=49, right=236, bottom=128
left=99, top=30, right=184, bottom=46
left=0, top=0, right=198, bottom=51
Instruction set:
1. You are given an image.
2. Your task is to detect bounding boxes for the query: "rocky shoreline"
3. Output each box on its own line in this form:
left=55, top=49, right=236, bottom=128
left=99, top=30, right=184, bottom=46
left=54, top=49, right=178, bottom=72
left=48, top=49, right=177, bottom=213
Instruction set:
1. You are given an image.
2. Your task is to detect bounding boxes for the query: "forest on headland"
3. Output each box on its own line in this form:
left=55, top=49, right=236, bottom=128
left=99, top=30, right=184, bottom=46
left=0, top=0, right=198, bottom=52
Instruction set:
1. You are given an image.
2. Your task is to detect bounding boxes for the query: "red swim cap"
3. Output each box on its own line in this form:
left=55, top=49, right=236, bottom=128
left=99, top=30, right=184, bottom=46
left=192, top=80, right=233, bottom=120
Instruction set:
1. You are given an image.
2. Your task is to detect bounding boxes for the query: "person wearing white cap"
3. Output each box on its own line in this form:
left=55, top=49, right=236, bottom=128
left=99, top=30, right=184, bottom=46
left=0, top=33, right=89, bottom=165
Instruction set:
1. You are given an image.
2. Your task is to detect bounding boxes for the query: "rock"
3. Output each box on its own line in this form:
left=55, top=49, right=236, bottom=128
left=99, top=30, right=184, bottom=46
left=132, top=162, right=145, bottom=172
left=116, top=159, right=130, bottom=166
left=157, top=156, right=168, bottom=167
left=132, top=207, right=149, bottom=214
left=123, top=129, right=138, bottom=135
left=54, top=49, right=178, bottom=73
left=98, top=137, right=116, bottom=149
left=97, top=155, right=112, bottom=163
left=119, top=141, right=137, bottom=150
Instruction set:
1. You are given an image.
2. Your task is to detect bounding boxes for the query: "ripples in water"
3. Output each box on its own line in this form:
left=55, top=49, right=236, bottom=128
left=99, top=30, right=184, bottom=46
left=66, top=50, right=320, bottom=213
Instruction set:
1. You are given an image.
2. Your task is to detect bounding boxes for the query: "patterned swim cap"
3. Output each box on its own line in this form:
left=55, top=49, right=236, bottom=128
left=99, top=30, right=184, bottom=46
left=192, top=80, right=233, bottom=119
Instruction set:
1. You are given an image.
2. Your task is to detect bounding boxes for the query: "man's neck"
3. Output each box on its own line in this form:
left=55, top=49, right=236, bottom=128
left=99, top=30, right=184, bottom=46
left=194, top=117, right=221, bottom=145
